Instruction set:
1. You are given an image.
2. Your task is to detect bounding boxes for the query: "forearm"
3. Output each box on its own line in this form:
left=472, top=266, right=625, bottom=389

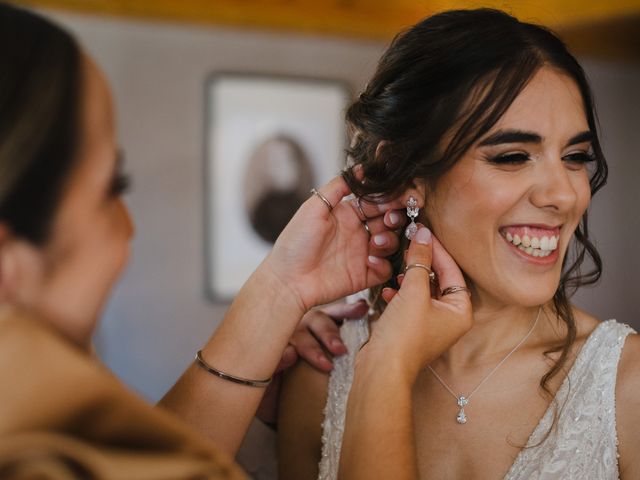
left=159, top=260, right=305, bottom=455
left=339, top=355, right=419, bottom=480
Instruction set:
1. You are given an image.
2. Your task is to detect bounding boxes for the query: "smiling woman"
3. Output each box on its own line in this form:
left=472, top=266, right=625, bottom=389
left=277, top=8, right=640, bottom=480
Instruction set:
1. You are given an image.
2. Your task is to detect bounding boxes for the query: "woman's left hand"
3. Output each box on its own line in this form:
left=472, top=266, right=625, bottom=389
left=262, top=171, right=405, bottom=312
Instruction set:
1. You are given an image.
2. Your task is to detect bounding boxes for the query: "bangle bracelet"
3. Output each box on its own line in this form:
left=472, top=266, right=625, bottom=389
left=194, top=350, right=272, bottom=388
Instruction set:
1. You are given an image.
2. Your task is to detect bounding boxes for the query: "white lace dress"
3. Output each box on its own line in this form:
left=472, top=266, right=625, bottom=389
left=318, top=318, right=636, bottom=480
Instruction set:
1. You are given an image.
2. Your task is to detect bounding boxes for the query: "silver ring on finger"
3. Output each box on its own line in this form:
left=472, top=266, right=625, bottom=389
left=441, top=285, right=471, bottom=296
left=404, top=262, right=436, bottom=283
left=310, top=188, right=333, bottom=212
left=363, top=221, right=371, bottom=235
left=355, top=196, right=368, bottom=220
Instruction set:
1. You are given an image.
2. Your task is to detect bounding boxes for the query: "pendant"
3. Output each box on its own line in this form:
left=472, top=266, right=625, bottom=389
left=456, top=396, right=468, bottom=424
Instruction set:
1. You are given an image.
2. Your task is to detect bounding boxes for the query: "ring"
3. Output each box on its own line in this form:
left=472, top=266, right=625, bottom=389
left=404, top=263, right=436, bottom=283
left=355, top=196, right=367, bottom=220
left=441, top=286, right=471, bottom=296
left=363, top=221, right=371, bottom=235
left=310, top=188, right=333, bottom=212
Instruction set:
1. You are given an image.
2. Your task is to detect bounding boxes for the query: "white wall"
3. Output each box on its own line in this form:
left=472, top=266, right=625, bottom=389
left=40, top=10, right=639, bottom=406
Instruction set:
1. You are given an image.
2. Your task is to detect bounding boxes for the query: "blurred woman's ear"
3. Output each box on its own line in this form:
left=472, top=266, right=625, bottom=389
left=0, top=224, right=42, bottom=305
left=0, top=225, right=18, bottom=303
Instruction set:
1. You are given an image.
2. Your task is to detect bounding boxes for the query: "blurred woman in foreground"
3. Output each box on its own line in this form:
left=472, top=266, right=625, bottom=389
left=0, top=4, right=453, bottom=478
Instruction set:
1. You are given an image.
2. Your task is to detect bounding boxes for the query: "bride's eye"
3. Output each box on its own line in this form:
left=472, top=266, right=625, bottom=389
left=563, top=151, right=595, bottom=164
left=488, top=152, right=531, bottom=165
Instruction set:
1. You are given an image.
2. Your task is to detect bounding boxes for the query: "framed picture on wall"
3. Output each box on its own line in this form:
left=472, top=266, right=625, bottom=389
left=204, top=73, right=351, bottom=301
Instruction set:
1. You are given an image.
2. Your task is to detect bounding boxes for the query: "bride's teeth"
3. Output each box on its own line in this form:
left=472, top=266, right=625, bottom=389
left=504, top=229, right=560, bottom=257
left=540, top=236, right=550, bottom=250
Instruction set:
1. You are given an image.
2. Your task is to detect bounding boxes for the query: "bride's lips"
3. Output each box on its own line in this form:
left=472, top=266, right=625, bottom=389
left=499, top=224, right=562, bottom=266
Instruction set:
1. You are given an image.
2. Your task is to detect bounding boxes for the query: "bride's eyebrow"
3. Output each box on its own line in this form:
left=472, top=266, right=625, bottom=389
left=478, top=129, right=542, bottom=146
left=477, top=129, right=593, bottom=148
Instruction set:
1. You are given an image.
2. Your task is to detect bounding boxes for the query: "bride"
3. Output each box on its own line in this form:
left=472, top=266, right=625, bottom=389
left=277, top=8, right=640, bottom=480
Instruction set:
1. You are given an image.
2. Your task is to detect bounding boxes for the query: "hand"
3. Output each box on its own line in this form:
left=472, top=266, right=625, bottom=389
left=361, top=225, right=473, bottom=383
left=288, top=300, right=369, bottom=372
left=255, top=301, right=369, bottom=425
left=262, top=171, right=405, bottom=312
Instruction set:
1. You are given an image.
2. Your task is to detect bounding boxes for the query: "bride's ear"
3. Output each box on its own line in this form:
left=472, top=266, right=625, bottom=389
left=398, top=179, right=427, bottom=209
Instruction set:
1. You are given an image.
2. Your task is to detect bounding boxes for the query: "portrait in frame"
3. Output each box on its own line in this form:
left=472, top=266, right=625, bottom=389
left=205, top=73, right=350, bottom=301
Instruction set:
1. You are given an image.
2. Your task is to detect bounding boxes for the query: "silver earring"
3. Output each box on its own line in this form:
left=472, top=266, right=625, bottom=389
left=405, top=196, right=419, bottom=239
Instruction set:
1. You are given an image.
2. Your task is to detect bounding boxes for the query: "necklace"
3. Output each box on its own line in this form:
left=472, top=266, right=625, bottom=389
left=427, top=306, right=541, bottom=425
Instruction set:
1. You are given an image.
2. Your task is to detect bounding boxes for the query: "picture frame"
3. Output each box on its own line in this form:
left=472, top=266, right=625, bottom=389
left=204, top=73, right=351, bottom=301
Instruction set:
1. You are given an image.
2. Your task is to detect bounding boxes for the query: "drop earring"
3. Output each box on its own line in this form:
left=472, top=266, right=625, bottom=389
left=405, top=196, right=419, bottom=239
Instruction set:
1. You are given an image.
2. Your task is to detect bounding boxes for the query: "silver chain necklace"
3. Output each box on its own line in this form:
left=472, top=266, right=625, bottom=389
left=427, top=306, right=541, bottom=424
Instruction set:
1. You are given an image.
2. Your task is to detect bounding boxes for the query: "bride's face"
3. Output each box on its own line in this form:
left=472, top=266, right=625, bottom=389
left=424, top=67, right=593, bottom=308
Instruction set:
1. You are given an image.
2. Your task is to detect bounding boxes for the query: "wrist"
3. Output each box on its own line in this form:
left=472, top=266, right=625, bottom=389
left=353, top=346, right=418, bottom=392
left=255, top=254, right=308, bottom=316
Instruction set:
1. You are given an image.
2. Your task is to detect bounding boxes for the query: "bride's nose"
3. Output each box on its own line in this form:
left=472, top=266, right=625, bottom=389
left=529, top=156, right=580, bottom=213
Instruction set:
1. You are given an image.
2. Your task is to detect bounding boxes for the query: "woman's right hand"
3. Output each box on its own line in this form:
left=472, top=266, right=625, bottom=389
left=360, top=225, right=473, bottom=383
left=260, top=171, right=405, bottom=313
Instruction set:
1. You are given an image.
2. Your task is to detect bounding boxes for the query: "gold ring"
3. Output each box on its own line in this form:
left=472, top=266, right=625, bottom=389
left=310, top=188, right=333, bottom=212
left=404, top=263, right=436, bottom=283
left=441, top=286, right=471, bottom=296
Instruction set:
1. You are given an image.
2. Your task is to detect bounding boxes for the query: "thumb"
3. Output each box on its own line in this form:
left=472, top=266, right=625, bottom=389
left=401, top=225, right=434, bottom=295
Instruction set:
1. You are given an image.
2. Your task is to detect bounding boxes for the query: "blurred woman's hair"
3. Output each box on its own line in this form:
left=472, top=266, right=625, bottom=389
left=342, top=8, right=606, bottom=442
left=0, top=3, right=82, bottom=244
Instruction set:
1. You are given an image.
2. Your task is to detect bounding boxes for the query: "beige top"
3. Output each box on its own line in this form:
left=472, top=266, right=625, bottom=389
left=0, top=309, right=246, bottom=480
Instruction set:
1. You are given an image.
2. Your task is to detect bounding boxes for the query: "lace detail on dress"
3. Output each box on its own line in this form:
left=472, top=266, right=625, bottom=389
left=318, top=293, right=370, bottom=480
left=504, top=320, right=635, bottom=480
left=318, top=318, right=635, bottom=480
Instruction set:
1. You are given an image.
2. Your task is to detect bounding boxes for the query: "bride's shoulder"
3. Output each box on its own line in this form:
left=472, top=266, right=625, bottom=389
left=610, top=318, right=640, bottom=478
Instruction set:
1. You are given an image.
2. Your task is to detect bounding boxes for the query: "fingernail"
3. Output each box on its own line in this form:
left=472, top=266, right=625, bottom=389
left=330, top=338, right=343, bottom=349
left=368, top=255, right=382, bottom=264
left=415, top=226, right=432, bottom=245
left=389, top=211, right=401, bottom=225
left=373, top=234, right=387, bottom=246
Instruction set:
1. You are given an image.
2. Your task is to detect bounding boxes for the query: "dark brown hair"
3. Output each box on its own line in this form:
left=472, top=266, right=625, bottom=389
left=0, top=3, right=82, bottom=244
left=343, top=9, right=606, bottom=410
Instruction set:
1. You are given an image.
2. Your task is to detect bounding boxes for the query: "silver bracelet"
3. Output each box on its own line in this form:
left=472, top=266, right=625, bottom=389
left=194, top=350, right=272, bottom=388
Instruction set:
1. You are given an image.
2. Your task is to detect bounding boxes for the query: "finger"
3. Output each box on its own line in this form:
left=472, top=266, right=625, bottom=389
left=365, top=214, right=402, bottom=236
left=384, top=209, right=406, bottom=229
left=275, top=344, right=298, bottom=373
left=322, top=300, right=369, bottom=319
left=313, top=175, right=353, bottom=214
left=401, top=225, right=434, bottom=297
left=292, top=332, right=335, bottom=372
left=369, top=231, right=399, bottom=258
left=431, top=234, right=469, bottom=304
left=381, top=287, right=397, bottom=303
left=397, top=273, right=405, bottom=287
left=348, top=195, right=391, bottom=220
left=307, top=313, right=348, bottom=356
left=366, top=255, right=393, bottom=287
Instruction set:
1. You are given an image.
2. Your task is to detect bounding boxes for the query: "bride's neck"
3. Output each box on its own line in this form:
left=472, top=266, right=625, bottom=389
left=435, top=293, right=549, bottom=370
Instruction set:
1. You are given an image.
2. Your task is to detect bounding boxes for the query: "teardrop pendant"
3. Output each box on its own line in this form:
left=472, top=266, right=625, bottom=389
left=456, top=408, right=467, bottom=424
left=456, top=396, right=469, bottom=424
